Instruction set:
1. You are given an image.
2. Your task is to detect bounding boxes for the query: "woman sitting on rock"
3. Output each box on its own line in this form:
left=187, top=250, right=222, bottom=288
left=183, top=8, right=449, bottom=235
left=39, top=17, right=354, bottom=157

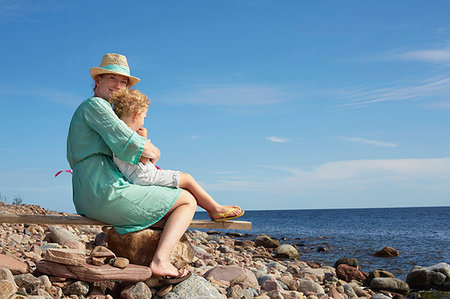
left=66, top=53, right=244, bottom=282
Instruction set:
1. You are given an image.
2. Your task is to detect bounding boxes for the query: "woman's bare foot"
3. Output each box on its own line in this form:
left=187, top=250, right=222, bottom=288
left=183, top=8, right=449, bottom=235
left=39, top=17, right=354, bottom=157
left=149, top=259, right=180, bottom=278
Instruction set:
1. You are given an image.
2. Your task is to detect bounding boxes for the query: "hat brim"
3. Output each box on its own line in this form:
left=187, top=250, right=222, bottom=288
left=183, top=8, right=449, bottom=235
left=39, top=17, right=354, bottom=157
left=89, top=67, right=140, bottom=86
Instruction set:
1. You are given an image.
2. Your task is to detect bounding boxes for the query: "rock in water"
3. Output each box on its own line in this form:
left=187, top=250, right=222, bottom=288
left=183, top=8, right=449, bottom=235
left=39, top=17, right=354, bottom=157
left=374, top=246, right=399, bottom=257
left=370, top=277, right=410, bottom=294
left=105, top=227, right=194, bottom=269
left=254, top=234, right=280, bottom=248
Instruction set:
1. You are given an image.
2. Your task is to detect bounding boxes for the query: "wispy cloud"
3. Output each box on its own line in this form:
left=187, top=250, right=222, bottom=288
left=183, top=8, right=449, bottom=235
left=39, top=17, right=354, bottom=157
left=395, top=48, right=450, bottom=63
left=0, top=87, right=80, bottom=107
left=159, top=84, right=288, bottom=106
left=266, top=136, right=290, bottom=143
left=339, top=77, right=450, bottom=107
left=203, top=157, right=450, bottom=194
left=342, top=137, right=397, bottom=148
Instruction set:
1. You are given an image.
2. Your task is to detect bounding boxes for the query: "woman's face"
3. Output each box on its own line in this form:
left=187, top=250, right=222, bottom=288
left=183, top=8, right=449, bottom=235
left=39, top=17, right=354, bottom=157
left=95, top=73, right=129, bottom=99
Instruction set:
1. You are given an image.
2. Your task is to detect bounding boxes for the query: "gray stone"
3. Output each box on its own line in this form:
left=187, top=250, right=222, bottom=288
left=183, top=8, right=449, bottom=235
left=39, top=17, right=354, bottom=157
left=14, top=273, right=41, bottom=295
left=275, top=244, right=300, bottom=260
left=370, top=294, right=391, bottom=299
left=406, top=263, right=450, bottom=290
left=227, top=284, right=254, bottom=299
left=46, top=228, right=78, bottom=245
left=121, top=281, right=153, bottom=299
left=161, top=274, right=226, bottom=299
left=297, top=279, right=324, bottom=294
left=343, top=283, right=357, bottom=298
left=370, top=277, right=410, bottom=294
left=63, top=281, right=90, bottom=296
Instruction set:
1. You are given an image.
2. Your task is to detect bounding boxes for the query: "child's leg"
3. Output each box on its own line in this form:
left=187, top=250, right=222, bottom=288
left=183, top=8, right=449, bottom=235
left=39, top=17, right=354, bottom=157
left=178, top=172, right=242, bottom=218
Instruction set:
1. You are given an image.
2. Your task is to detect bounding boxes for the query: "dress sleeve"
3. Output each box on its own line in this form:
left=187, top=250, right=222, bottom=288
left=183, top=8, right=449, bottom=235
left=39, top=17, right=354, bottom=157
left=84, top=97, right=145, bottom=165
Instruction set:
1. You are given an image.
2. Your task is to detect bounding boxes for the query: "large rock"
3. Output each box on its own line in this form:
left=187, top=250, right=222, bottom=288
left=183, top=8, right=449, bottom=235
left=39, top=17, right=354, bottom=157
left=121, top=281, right=153, bottom=299
left=44, top=248, right=86, bottom=266
left=36, top=260, right=152, bottom=282
left=374, top=246, right=399, bottom=257
left=254, top=235, right=280, bottom=248
left=0, top=254, right=28, bottom=274
left=370, top=277, right=410, bottom=294
left=275, top=244, right=300, bottom=260
left=105, top=227, right=194, bottom=269
left=406, top=263, right=450, bottom=291
left=46, top=228, right=78, bottom=245
left=161, top=274, right=225, bottom=299
left=334, top=258, right=359, bottom=269
left=336, top=264, right=367, bottom=282
left=204, top=265, right=260, bottom=290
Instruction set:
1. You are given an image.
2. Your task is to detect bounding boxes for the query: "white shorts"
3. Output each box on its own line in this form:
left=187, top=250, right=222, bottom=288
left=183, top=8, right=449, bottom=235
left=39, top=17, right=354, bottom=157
left=113, top=155, right=180, bottom=188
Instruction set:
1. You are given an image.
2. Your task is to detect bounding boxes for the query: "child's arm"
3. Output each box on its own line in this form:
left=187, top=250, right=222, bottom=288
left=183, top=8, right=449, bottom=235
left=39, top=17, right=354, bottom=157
left=138, top=127, right=160, bottom=165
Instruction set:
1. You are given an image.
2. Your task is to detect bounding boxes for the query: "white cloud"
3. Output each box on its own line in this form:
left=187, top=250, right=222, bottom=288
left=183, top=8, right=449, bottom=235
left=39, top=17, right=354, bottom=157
left=339, top=77, right=450, bottom=107
left=266, top=136, right=290, bottom=143
left=159, top=84, right=288, bottom=106
left=203, top=157, right=450, bottom=195
left=396, top=48, right=450, bottom=63
left=342, top=137, right=397, bottom=148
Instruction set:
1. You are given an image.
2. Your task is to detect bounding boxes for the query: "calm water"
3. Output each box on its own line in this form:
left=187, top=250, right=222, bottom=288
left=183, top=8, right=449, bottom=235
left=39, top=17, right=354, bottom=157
left=194, top=206, right=450, bottom=280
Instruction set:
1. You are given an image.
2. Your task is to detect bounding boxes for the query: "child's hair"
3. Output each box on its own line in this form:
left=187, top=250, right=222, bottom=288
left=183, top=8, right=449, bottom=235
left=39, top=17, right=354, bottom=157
left=108, top=88, right=150, bottom=119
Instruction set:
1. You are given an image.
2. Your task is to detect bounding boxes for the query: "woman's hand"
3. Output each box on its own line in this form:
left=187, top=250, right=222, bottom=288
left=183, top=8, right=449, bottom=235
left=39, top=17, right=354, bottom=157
left=141, top=138, right=160, bottom=164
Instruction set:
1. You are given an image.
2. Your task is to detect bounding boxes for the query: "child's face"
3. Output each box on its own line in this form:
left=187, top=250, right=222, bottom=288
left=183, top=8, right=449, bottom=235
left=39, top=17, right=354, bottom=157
left=129, top=108, right=148, bottom=131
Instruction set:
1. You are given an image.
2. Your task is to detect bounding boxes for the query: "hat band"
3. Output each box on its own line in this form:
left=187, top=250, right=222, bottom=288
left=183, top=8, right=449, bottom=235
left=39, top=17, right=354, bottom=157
left=100, top=64, right=131, bottom=76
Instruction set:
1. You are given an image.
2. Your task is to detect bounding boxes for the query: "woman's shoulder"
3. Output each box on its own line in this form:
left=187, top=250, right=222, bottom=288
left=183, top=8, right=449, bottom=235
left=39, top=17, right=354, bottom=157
left=78, top=96, right=111, bottom=110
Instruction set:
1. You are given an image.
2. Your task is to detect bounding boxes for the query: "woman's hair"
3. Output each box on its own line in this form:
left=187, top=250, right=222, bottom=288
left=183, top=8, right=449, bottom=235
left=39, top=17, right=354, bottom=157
left=108, top=88, right=150, bottom=119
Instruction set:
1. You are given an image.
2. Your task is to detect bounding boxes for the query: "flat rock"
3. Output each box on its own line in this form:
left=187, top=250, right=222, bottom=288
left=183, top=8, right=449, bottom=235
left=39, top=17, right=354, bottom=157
left=370, top=277, right=410, bottom=294
left=0, top=254, right=28, bottom=274
left=91, top=246, right=116, bottom=259
left=44, top=248, right=86, bottom=266
left=35, top=260, right=152, bottom=282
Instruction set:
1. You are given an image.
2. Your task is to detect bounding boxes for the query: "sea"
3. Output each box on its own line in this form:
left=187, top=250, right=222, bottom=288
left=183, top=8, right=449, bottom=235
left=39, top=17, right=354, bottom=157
left=194, top=206, right=450, bottom=280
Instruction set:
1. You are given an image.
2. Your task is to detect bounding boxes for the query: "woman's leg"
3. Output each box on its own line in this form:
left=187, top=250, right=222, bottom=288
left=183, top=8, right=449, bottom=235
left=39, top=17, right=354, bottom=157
left=178, top=173, right=242, bottom=218
left=149, top=189, right=196, bottom=277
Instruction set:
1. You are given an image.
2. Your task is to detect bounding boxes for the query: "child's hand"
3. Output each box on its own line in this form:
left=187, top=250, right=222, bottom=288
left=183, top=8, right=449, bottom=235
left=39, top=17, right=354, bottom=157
left=137, top=127, right=148, bottom=139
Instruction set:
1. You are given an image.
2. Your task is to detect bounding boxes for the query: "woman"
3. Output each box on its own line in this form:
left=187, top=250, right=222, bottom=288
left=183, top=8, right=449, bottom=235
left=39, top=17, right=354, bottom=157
left=66, top=53, right=243, bottom=280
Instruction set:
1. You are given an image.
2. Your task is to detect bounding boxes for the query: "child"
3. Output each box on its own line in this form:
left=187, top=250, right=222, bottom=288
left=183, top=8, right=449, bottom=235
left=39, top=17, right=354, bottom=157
left=108, top=88, right=244, bottom=222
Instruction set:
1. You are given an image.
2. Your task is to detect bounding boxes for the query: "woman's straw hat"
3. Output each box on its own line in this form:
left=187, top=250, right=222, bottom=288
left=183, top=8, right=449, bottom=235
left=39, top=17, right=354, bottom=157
left=89, top=53, right=140, bottom=86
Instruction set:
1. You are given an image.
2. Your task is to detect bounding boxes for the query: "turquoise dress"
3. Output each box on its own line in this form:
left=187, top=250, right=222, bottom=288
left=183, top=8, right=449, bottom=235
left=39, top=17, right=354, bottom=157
left=67, top=97, right=181, bottom=234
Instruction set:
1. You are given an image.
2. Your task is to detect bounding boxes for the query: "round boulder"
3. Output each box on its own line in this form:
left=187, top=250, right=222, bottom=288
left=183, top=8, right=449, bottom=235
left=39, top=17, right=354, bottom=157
left=275, top=244, right=300, bottom=260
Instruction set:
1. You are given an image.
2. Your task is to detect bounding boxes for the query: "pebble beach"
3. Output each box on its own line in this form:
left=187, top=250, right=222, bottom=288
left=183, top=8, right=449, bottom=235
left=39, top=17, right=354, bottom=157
left=0, top=202, right=449, bottom=299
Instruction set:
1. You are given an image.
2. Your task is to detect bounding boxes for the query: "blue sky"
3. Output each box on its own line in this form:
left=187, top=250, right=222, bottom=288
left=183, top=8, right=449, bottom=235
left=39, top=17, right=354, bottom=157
left=1, top=0, right=450, bottom=213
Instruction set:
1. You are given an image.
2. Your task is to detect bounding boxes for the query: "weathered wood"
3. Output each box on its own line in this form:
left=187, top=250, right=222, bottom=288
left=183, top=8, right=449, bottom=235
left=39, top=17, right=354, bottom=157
left=0, top=214, right=252, bottom=230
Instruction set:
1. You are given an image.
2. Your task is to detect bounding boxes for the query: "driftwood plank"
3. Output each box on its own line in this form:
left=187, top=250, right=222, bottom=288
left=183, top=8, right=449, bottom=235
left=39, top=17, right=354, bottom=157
left=0, top=214, right=252, bottom=230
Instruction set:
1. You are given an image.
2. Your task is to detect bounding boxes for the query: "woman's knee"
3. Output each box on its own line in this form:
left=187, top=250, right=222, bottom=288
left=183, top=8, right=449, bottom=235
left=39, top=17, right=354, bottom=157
left=176, top=190, right=197, bottom=209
